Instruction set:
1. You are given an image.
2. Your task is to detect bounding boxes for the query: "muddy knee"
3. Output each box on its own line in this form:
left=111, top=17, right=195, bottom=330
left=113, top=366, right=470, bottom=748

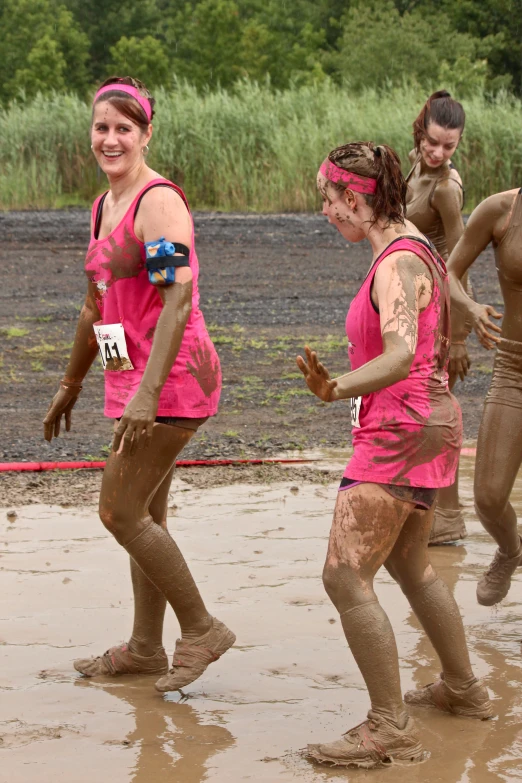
left=99, top=501, right=143, bottom=544
left=322, top=562, right=373, bottom=613
left=474, top=487, right=507, bottom=527
left=397, top=568, right=437, bottom=597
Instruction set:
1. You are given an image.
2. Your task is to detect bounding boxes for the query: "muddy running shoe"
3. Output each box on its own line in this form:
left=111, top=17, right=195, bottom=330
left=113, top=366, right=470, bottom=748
left=428, top=507, right=467, bottom=546
left=155, top=617, right=236, bottom=693
left=404, top=675, right=494, bottom=720
left=74, top=643, right=168, bottom=677
left=305, top=711, right=426, bottom=769
left=476, top=539, right=522, bottom=606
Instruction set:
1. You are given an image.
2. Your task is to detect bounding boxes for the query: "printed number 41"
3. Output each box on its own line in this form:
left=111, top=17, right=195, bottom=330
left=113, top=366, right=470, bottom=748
left=104, top=342, right=121, bottom=362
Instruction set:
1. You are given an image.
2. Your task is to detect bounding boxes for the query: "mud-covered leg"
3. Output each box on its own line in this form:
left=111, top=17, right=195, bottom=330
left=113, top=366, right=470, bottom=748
left=307, top=484, right=426, bottom=768
left=430, top=373, right=466, bottom=545
left=99, top=422, right=211, bottom=634
left=386, top=506, right=493, bottom=719
left=474, top=401, right=522, bottom=605
left=127, top=464, right=175, bottom=657
left=97, top=422, right=234, bottom=690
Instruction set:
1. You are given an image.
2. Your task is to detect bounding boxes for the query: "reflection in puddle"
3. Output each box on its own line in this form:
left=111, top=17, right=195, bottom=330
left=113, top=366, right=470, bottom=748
left=1, top=455, right=522, bottom=781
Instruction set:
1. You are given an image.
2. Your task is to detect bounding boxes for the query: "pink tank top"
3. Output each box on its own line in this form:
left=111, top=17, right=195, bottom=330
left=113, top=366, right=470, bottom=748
left=84, top=178, right=221, bottom=419
left=344, top=237, right=461, bottom=488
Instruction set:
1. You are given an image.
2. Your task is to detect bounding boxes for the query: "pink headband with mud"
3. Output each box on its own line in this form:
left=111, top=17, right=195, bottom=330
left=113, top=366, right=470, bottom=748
left=319, top=159, right=377, bottom=195
left=94, top=83, right=152, bottom=122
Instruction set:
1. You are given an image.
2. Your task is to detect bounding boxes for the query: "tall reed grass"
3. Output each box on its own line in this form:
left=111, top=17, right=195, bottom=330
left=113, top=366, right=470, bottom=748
left=1, top=81, right=521, bottom=211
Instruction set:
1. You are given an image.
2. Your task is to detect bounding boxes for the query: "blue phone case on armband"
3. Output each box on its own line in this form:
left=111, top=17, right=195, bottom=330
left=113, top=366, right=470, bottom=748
left=145, top=237, right=176, bottom=286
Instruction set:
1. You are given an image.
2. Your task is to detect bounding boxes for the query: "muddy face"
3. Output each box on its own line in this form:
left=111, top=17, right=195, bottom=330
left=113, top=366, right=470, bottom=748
left=317, top=173, right=366, bottom=243
left=91, top=100, right=151, bottom=180
left=419, top=121, right=461, bottom=169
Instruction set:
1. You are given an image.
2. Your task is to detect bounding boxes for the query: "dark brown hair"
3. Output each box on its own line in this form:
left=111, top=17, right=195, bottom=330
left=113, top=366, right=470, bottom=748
left=327, top=141, right=407, bottom=226
left=92, top=76, right=155, bottom=131
left=413, top=90, right=465, bottom=151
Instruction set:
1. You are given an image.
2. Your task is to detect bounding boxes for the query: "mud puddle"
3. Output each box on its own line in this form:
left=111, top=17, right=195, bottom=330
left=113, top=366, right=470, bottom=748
left=1, top=455, right=522, bottom=782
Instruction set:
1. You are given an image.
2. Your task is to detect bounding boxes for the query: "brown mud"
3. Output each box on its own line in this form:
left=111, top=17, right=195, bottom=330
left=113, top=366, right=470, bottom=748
left=0, top=210, right=501, bottom=465
left=2, top=455, right=522, bottom=782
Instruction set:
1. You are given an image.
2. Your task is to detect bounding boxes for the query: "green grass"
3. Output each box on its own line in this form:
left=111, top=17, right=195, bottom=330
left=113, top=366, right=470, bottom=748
left=2, top=327, right=30, bottom=338
left=1, top=81, right=521, bottom=212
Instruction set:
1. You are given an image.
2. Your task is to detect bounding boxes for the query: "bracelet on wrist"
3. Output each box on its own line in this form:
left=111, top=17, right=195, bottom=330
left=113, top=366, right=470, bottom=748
left=60, top=379, right=83, bottom=392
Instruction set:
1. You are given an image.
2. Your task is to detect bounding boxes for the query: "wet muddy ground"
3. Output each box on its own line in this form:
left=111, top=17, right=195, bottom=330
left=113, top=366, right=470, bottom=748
left=0, top=210, right=502, bottom=464
left=2, top=455, right=522, bottom=782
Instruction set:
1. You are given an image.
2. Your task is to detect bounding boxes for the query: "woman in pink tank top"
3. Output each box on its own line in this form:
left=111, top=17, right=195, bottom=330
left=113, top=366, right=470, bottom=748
left=43, top=76, right=235, bottom=692
left=298, top=143, right=492, bottom=769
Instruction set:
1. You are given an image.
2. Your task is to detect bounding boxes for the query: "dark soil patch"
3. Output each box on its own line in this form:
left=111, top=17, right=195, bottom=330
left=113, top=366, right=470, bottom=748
left=0, top=463, right=337, bottom=507
left=0, top=210, right=501, bottom=469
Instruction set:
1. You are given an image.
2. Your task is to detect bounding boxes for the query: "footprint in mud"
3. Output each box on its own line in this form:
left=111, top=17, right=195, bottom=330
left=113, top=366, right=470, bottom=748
left=36, top=669, right=72, bottom=683
left=0, top=719, right=80, bottom=748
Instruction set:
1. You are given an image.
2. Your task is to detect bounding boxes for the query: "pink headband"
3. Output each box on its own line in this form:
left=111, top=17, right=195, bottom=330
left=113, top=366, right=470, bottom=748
left=319, top=159, right=377, bottom=195
left=94, top=83, right=152, bottom=122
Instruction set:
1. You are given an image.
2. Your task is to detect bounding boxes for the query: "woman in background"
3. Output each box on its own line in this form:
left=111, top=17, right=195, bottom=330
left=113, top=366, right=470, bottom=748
left=447, top=186, right=522, bottom=607
left=406, top=90, right=469, bottom=545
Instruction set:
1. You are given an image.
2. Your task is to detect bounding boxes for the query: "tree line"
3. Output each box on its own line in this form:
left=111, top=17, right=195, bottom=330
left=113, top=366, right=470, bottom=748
left=0, top=0, right=521, bottom=106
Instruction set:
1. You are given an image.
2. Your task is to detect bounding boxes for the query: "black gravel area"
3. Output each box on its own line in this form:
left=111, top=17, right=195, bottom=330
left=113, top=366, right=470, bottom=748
left=0, top=209, right=500, bottom=463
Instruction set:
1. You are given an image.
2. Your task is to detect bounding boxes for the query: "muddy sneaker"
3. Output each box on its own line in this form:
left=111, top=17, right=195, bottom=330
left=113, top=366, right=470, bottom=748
left=404, top=675, right=494, bottom=720
left=155, top=617, right=236, bottom=693
left=476, top=539, right=522, bottom=606
left=305, top=711, right=426, bottom=769
left=74, top=643, right=168, bottom=677
left=429, top=507, right=467, bottom=546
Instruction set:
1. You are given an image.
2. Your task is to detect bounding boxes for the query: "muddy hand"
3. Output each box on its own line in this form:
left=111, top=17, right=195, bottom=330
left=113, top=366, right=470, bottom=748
left=296, top=345, right=337, bottom=402
left=112, top=391, right=158, bottom=456
left=449, top=342, right=471, bottom=382
left=471, top=303, right=502, bottom=350
left=43, top=386, right=80, bottom=442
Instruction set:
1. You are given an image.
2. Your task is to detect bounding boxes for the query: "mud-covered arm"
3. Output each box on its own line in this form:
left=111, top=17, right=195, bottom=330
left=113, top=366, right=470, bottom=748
left=63, top=280, right=101, bottom=382
left=43, top=280, right=101, bottom=441
left=297, top=252, right=431, bottom=401
left=431, top=177, right=470, bottom=374
left=138, top=279, right=193, bottom=399
left=432, top=179, right=464, bottom=257
left=113, top=186, right=193, bottom=454
left=447, top=194, right=504, bottom=349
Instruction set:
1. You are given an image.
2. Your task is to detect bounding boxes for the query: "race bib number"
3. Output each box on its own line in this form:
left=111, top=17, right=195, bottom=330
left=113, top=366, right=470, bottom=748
left=93, top=323, right=134, bottom=372
left=350, top=396, right=362, bottom=428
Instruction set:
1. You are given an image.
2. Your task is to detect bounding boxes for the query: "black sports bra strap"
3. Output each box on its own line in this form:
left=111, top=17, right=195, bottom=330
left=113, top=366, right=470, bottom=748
left=133, top=182, right=189, bottom=221
left=94, top=192, right=109, bottom=240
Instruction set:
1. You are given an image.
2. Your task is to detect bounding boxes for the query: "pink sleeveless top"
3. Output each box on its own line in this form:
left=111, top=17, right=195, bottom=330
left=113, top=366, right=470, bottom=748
left=344, top=237, right=461, bottom=488
left=84, top=178, right=221, bottom=419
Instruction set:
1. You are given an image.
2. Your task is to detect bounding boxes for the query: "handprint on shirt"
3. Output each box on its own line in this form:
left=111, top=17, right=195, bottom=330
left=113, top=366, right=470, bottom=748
left=100, top=229, right=144, bottom=285
left=187, top=339, right=220, bottom=397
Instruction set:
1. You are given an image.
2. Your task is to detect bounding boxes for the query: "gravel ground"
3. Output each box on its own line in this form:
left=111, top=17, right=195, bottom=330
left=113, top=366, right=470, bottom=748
left=0, top=209, right=501, bottom=470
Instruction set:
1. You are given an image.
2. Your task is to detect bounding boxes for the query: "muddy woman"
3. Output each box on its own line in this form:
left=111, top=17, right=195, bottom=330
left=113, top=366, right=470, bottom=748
left=406, top=90, right=469, bottom=545
left=297, top=142, right=492, bottom=768
left=43, top=76, right=235, bottom=691
left=447, top=187, right=522, bottom=607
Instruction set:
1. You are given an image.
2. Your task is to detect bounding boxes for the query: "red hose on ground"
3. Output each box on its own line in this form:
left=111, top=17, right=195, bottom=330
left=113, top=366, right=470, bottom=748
left=0, top=448, right=478, bottom=473
left=0, top=458, right=316, bottom=473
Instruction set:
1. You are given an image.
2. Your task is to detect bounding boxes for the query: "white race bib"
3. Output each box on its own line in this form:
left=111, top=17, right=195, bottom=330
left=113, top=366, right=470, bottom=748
left=350, top=396, right=362, bottom=428
left=93, top=323, right=134, bottom=372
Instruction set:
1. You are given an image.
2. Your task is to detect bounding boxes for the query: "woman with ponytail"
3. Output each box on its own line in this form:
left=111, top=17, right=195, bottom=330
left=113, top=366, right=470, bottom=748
left=297, top=142, right=492, bottom=769
left=406, top=90, right=468, bottom=545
